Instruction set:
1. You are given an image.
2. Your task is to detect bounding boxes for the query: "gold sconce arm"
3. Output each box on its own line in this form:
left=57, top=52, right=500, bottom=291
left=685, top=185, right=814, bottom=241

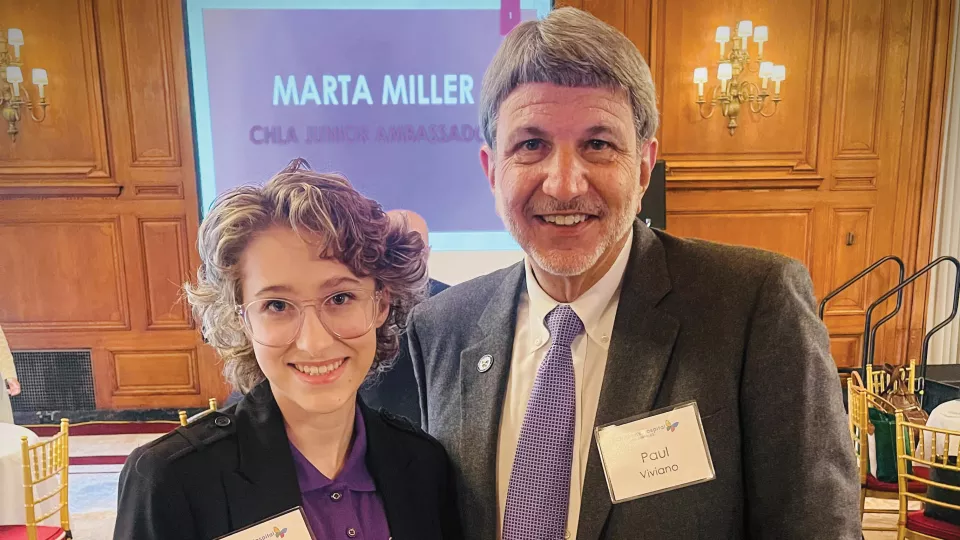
left=21, top=88, right=49, bottom=122
left=743, top=80, right=781, bottom=118
left=697, top=99, right=716, bottom=119
left=697, top=88, right=716, bottom=120
left=756, top=98, right=780, bottom=118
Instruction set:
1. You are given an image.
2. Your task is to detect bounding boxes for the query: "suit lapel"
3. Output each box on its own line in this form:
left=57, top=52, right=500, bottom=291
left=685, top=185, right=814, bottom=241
left=577, top=224, right=680, bottom=540
left=361, top=403, right=420, bottom=539
left=223, top=382, right=303, bottom=530
left=459, top=262, right=525, bottom=540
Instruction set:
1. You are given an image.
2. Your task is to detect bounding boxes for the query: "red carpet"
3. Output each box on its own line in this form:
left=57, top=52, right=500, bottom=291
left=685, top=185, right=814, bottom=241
left=26, top=421, right=178, bottom=437
left=17, top=422, right=177, bottom=467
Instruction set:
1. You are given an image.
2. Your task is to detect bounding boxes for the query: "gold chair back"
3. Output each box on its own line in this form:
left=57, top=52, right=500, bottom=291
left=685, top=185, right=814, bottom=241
left=866, top=359, right=917, bottom=396
left=895, top=411, right=960, bottom=538
left=849, top=372, right=870, bottom=485
left=20, top=418, right=71, bottom=540
left=848, top=372, right=903, bottom=531
left=850, top=372, right=897, bottom=483
left=183, top=397, right=221, bottom=425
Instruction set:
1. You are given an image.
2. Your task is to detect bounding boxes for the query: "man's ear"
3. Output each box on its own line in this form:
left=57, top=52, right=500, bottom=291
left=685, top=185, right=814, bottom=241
left=480, top=144, right=496, bottom=193
left=636, top=138, right=659, bottom=212
left=639, top=138, right=659, bottom=187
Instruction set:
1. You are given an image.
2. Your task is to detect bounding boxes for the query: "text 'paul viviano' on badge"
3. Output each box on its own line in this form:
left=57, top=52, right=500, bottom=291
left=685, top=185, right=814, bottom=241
left=594, top=401, right=716, bottom=503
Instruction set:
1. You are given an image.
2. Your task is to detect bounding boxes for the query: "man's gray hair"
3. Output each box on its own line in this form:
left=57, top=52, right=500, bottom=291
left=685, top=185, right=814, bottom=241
left=479, top=7, right=659, bottom=149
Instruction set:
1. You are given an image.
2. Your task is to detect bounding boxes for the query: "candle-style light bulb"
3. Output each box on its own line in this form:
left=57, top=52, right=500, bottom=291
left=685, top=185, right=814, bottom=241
left=33, top=69, right=48, bottom=99
left=693, top=67, right=708, bottom=98
left=6, top=66, right=23, bottom=98
left=7, top=28, right=24, bottom=60
left=753, top=26, right=768, bottom=58
left=717, top=63, right=732, bottom=93
left=759, top=61, right=774, bottom=90
left=737, top=21, right=753, bottom=50
left=716, top=26, right=730, bottom=58
left=771, top=65, right=786, bottom=94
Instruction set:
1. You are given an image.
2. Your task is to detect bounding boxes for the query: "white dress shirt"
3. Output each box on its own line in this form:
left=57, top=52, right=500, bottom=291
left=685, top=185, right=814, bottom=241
left=496, top=230, right=633, bottom=540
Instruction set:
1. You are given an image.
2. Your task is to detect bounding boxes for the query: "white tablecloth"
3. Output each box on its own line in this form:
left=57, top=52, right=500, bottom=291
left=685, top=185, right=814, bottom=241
left=0, top=423, right=58, bottom=526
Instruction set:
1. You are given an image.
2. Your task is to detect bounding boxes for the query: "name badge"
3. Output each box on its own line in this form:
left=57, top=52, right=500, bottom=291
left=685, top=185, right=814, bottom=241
left=595, top=401, right=716, bottom=503
left=215, top=507, right=315, bottom=540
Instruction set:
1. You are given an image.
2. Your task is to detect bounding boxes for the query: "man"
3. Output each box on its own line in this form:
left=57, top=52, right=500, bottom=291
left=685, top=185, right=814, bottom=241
left=408, top=7, right=860, bottom=540
left=360, top=210, right=448, bottom=425
left=0, top=324, right=22, bottom=423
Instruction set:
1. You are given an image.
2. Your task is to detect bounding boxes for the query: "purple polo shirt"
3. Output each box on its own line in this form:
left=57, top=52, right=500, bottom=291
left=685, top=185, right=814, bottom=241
left=290, top=406, right=391, bottom=540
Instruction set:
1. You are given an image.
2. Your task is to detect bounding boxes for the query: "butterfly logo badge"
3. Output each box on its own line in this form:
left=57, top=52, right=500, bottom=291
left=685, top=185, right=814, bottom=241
left=273, top=526, right=288, bottom=538
left=665, top=419, right=679, bottom=432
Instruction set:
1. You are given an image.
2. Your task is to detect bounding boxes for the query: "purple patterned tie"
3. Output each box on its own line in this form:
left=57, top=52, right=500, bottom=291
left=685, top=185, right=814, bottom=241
left=503, top=305, right=583, bottom=540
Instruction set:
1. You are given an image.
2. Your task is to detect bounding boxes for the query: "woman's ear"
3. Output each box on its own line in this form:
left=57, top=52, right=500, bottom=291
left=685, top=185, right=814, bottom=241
left=375, top=290, right=391, bottom=327
left=236, top=307, right=251, bottom=338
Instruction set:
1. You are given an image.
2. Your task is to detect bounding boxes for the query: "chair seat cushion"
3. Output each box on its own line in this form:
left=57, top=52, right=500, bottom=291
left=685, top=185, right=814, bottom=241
left=0, top=526, right=67, bottom=540
left=866, top=473, right=926, bottom=493
left=907, top=511, right=960, bottom=540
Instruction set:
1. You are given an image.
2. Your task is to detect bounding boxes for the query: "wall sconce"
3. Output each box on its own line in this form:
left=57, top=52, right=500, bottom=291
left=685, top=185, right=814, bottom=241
left=1, top=27, right=51, bottom=142
left=693, top=21, right=784, bottom=135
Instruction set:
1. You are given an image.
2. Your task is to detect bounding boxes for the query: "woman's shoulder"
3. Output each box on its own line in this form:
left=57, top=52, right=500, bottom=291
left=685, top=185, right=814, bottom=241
left=366, top=407, right=448, bottom=459
left=121, top=409, right=240, bottom=486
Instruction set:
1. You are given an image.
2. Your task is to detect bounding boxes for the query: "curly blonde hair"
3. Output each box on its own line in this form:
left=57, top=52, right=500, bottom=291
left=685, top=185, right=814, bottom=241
left=184, top=158, right=428, bottom=392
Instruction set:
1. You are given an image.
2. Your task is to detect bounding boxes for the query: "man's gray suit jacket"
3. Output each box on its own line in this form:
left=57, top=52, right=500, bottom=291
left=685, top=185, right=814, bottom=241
left=408, top=221, right=861, bottom=540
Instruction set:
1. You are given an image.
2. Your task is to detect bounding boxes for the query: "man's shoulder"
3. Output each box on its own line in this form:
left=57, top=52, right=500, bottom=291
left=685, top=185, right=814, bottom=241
left=427, top=278, right=450, bottom=297
left=415, top=263, right=520, bottom=321
left=654, top=229, right=803, bottom=283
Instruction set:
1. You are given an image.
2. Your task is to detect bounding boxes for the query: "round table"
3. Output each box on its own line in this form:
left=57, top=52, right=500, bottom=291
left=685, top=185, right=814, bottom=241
left=0, top=423, right=57, bottom=526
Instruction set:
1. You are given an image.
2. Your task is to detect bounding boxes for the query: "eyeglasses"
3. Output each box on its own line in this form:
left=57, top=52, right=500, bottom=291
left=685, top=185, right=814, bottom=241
left=236, top=289, right=383, bottom=347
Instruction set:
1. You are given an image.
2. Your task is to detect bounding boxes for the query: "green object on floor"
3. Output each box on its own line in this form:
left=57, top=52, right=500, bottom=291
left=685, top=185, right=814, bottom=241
left=869, top=407, right=899, bottom=483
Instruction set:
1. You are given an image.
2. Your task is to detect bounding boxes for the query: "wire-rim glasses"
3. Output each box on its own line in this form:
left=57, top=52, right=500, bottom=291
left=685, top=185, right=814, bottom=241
left=236, top=289, right=383, bottom=347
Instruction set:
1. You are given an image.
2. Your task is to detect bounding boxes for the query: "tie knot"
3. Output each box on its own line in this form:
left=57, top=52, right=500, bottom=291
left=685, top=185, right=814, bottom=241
left=545, top=305, right=584, bottom=347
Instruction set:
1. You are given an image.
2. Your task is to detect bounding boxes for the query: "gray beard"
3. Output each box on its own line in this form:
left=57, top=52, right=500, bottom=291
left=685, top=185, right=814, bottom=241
left=496, top=190, right=638, bottom=278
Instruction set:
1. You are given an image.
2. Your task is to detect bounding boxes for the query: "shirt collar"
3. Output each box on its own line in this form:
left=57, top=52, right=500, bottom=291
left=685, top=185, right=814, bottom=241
left=289, top=403, right=377, bottom=493
left=524, top=228, right=633, bottom=350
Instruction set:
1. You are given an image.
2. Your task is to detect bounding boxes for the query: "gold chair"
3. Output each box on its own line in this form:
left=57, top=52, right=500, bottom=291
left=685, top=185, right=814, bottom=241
left=867, top=359, right=918, bottom=396
left=895, top=411, right=960, bottom=539
left=849, top=372, right=926, bottom=532
left=184, top=397, right=220, bottom=425
left=0, top=419, right=71, bottom=540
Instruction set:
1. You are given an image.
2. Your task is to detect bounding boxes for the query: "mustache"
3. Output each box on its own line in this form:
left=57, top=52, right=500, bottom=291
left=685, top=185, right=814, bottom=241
left=526, top=197, right=606, bottom=216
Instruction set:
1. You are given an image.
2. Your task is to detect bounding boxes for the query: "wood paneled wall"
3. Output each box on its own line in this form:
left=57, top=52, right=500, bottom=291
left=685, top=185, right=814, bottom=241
left=0, top=0, right=225, bottom=408
left=0, top=0, right=953, bottom=408
left=562, top=0, right=955, bottom=370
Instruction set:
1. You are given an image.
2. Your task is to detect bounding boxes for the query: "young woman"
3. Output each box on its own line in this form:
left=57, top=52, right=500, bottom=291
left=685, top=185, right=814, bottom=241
left=114, top=159, right=461, bottom=540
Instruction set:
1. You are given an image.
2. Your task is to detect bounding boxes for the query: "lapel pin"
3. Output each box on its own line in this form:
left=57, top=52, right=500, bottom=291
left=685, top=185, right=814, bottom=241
left=477, top=354, right=494, bottom=373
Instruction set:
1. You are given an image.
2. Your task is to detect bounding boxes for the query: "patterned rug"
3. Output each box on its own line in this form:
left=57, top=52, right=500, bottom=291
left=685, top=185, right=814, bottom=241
left=69, top=467, right=120, bottom=540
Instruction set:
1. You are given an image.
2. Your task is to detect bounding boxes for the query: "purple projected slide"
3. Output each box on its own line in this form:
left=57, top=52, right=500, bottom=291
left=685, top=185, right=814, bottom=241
left=187, top=2, right=551, bottom=249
